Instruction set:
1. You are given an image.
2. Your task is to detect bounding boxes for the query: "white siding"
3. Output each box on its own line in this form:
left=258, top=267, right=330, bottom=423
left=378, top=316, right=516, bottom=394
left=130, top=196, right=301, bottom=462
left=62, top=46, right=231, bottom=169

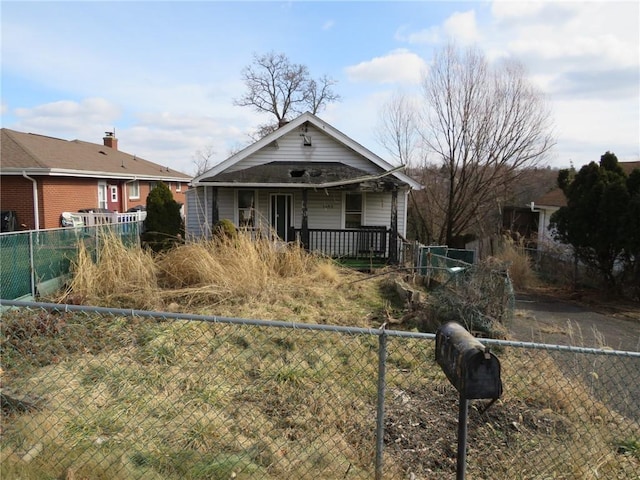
left=398, top=191, right=408, bottom=237
left=226, top=124, right=382, bottom=174
left=189, top=185, right=410, bottom=241
left=217, top=188, right=235, bottom=223
left=185, top=187, right=211, bottom=239
left=364, top=192, right=390, bottom=227
left=306, top=190, right=342, bottom=229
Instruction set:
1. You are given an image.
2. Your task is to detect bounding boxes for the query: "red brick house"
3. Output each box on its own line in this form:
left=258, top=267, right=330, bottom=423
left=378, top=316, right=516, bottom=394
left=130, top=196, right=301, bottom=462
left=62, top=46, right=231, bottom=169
left=1, top=128, right=191, bottom=230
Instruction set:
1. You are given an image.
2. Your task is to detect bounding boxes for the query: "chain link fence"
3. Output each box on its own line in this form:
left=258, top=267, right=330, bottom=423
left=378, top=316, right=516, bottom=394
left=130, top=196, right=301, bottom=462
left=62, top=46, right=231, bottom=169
left=0, top=223, right=142, bottom=300
left=1, top=300, right=639, bottom=479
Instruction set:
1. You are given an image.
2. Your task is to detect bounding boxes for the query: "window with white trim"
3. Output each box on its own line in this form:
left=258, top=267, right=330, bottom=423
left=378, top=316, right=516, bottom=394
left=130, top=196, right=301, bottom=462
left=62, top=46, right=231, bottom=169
left=128, top=181, right=140, bottom=199
left=345, top=193, right=363, bottom=228
left=110, top=185, right=118, bottom=202
left=237, top=190, right=255, bottom=228
left=176, top=182, right=182, bottom=192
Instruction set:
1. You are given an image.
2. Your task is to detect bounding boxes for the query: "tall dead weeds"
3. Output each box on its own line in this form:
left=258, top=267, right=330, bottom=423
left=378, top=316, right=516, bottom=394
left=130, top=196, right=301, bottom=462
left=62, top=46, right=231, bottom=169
left=61, top=232, right=344, bottom=313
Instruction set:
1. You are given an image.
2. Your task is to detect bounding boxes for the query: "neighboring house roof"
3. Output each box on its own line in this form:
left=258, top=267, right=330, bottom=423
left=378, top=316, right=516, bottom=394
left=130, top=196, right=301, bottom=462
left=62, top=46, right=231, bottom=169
left=620, top=161, right=640, bottom=175
left=534, top=161, right=640, bottom=209
left=193, top=112, right=422, bottom=190
left=535, top=188, right=567, bottom=208
left=0, top=128, right=191, bottom=181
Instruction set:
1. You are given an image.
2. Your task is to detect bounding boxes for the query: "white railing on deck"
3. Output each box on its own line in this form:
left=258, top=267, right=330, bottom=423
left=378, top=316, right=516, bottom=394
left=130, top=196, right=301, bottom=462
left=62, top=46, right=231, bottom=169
left=73, top=211, right=147, bottom=226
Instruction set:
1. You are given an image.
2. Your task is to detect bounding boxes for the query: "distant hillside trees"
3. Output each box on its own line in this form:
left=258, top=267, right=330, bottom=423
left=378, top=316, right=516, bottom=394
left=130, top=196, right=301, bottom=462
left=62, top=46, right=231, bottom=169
left=550, top=152, right=640, bottom=297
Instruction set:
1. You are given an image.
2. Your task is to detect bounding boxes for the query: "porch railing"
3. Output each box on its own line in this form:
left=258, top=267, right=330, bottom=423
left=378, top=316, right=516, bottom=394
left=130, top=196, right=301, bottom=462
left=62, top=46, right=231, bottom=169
left=292, top=227, right=389, bottom=260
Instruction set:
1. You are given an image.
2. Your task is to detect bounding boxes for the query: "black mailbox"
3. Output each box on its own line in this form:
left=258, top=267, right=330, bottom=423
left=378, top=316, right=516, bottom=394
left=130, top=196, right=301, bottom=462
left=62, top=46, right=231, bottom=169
left=435, top=322, right=502, bottom=400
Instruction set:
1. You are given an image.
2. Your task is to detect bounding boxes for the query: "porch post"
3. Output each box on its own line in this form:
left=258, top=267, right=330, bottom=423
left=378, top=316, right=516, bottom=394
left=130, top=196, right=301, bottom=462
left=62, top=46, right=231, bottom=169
left=211, top=187, right=219, bottom=226
left=389, top=188, right=398, bottom=264
left=301, top=188, right=309, bottom=250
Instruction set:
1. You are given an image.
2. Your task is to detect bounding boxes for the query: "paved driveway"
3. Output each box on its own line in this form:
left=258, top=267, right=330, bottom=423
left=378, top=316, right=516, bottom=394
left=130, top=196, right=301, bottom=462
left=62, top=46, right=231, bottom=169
left=511, top=292, right=640, bottom=352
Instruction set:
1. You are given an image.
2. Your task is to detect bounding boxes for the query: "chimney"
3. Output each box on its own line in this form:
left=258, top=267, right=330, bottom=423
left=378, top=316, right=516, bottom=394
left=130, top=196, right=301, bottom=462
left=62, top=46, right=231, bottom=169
left=103, top=131, right=118, bottom=150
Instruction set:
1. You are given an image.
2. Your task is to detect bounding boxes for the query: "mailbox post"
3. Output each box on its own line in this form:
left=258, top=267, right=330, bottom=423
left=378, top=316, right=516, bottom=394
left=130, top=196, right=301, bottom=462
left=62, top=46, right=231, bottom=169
left=435, top=322, right=502, bottom=480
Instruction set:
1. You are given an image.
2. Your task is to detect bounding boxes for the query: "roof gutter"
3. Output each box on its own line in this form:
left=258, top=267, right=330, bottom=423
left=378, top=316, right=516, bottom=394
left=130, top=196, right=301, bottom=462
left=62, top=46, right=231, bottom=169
left=22, top=171, right=40, bottom=230
left=3, top=168, right=190, bottom=183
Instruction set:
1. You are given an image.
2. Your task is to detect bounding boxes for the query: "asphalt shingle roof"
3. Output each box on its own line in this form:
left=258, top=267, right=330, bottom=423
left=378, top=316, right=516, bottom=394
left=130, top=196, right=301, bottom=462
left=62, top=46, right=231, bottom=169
left=1, top=128, right=191, bottom=181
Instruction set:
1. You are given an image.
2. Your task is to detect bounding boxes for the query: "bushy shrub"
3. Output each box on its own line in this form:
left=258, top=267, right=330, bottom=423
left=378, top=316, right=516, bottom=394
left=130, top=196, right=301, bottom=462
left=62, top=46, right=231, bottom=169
left=213, top=219, right=237, bottom=239
left=142, top=182, right=183, bottom=251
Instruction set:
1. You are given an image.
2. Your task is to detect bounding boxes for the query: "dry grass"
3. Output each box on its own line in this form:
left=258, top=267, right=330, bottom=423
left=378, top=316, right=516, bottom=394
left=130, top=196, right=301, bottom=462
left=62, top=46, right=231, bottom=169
left=155, top=234, right=335, bottom=305
left=57, top=232, right=354, bottom=319
left=4, top=233, right=638, bottom=479
left=495, top=234, right=537, bottom=290
left=60, top=231, right=160, bottom=309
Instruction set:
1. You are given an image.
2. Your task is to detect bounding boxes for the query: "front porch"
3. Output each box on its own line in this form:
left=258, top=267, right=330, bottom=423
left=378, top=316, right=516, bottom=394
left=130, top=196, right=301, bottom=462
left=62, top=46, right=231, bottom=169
left=290, top=226, right=399, bottom=264
left=240, top=226, right=404, bottom=268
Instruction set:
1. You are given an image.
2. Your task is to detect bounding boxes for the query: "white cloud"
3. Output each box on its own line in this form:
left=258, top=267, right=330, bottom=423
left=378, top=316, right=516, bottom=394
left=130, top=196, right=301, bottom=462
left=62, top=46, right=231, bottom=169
left=490, top=2, right=545, bottom=21
left=322, top=19, right=335, bottom=30
left=395, top=10, right=479, bottom=46
left=489, top=2, right=638, bottom=69
left=345, top=49, right=427, bottom=85
left=395, top=24, right=440, bottom=44
left=6, top=96, right=262, bottom=175
left=443, top=10, right=480, bottom=45
left=12, top=98, right=122, bottom=136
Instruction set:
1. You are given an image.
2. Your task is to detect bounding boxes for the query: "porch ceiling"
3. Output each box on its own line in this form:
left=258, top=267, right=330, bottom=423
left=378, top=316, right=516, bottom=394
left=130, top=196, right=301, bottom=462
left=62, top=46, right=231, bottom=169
left=198, top=161, right=407, bottom=189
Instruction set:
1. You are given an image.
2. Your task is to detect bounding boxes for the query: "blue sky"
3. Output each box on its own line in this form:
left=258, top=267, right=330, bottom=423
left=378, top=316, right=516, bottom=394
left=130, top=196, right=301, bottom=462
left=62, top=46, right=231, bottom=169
left=2, top=1, right=638, bottom=176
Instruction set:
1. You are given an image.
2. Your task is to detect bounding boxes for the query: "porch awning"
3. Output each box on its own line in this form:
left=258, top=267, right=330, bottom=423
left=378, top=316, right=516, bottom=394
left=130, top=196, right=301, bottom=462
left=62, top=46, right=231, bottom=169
left=194, top=161, right=409, bottom=190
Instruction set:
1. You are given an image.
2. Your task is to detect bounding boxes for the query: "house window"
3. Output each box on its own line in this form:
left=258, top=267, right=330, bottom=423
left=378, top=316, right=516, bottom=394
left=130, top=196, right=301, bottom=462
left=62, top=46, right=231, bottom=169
left=237, top=190, right=255, bottom=228
left=345, top=193, right=363, bottom=228
left=176, top=182, right=182, bottom=192
left=110, top=185, right=118, bottom=202
left=128, top=181, right=140, bottom=199
left=149, top=181, right=157, bottom=191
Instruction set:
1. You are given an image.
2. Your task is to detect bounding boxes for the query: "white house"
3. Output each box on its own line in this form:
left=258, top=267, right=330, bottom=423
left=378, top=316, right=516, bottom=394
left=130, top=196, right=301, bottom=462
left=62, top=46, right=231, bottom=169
left=186, top=112, right=422, bottom=264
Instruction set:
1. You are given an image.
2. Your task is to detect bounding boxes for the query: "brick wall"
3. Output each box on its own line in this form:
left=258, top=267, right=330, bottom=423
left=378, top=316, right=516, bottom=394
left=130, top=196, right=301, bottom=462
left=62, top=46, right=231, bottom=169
left=0, top=176, right=35, bottom=230
left=1, top=176, right=189, bottom=230
left=133, top=181, right=188, bottom=211
left=40, top=177, right=101, bottom=228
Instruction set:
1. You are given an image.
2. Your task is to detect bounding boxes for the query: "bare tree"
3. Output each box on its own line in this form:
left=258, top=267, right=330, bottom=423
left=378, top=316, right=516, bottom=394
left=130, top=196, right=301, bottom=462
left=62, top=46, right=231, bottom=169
left=375, top=90, right=422, bottom=166
left=192, top=145, right=216, bottom=177
left=234, top=51, right=340, bottom=137
left=385, top=44, right=555, bottom=245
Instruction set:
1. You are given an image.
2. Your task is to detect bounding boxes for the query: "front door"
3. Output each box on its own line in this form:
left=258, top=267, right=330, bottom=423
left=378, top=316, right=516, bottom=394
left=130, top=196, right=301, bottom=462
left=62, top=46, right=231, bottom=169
left=270, top=194, right=292, bottom=241
left=97, top=181, right=108, bottom=210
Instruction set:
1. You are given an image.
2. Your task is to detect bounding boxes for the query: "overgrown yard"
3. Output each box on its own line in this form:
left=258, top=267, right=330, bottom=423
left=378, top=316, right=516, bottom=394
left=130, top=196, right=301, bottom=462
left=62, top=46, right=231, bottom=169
left=1, top=234, right=639, bottom=479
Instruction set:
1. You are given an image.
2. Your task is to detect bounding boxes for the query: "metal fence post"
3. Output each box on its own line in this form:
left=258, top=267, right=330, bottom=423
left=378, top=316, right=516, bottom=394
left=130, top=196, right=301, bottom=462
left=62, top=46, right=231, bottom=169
left=456, top=395, right=468, bottom=480
left=375, top=328, right=388, bottom=480
left=28, top=230, right=36, bottom=298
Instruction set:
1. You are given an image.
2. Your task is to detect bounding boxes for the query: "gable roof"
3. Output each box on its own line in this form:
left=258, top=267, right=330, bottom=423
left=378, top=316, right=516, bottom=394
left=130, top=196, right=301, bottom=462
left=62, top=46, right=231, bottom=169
left=192, top=112, right=422, bottom=190
left=1, top=128, right=191, bottom=181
